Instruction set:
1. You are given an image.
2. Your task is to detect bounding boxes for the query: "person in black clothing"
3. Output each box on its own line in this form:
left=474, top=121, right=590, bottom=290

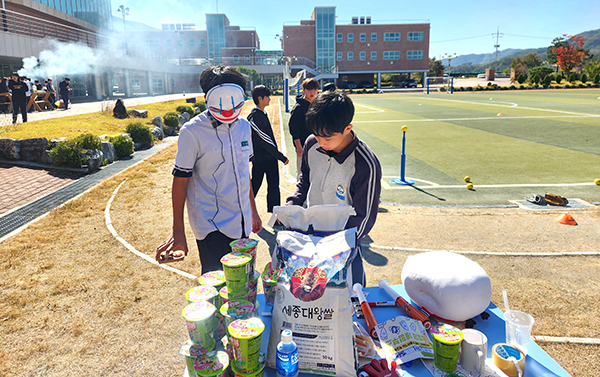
left=47, top=78, right=57, bottom=109
left=8, top=73, right=27, bottom=123
left=0, top=77, right=10, bottom=114
left=59, top=77, right=71, bottom=110
left=288, top=78, right=319, bottom=177
left=248, top=85, right=289, bottom=213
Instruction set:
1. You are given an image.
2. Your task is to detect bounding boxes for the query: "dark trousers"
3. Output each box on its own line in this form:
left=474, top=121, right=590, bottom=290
left=251, top=158, right=281, bottom=213
left=350, top=243, right=366, bottom=287
left=60, top=91, right=69, bottom=109
left=48, top=93, right=56, bottom=108
left=196, top=231, right=239, bottom=274
left=12, top=100, right=27, bottom=123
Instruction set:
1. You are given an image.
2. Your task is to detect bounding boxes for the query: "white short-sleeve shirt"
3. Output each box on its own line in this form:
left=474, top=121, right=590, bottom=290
left=174, top=111, right=253, bottom=240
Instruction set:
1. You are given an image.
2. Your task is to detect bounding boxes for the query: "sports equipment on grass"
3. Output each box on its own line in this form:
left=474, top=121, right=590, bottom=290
left=545, top=193, right=568, bottom=206
left=425, top=76, right=453, bottom=94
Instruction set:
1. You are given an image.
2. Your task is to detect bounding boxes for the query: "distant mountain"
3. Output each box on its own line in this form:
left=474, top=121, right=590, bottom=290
left=446, top=28, right=600, bottom=72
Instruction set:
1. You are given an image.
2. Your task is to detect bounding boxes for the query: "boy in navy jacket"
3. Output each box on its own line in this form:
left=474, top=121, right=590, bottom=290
left=287, top=91, right=382, bottom=286
left=248, top=85, right=289, bottom=212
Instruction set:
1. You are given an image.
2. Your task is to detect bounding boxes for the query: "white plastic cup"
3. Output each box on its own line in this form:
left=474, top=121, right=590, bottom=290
left=504, top=310, right=535, bottom=355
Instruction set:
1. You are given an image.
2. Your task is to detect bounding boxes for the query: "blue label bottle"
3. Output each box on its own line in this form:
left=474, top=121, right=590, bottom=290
left=276, top=329, right=299, bottom=377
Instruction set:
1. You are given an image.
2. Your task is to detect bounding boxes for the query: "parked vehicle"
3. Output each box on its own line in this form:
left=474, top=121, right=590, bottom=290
left=359, top=80, right=373, bottom=88
left=401, top=79, right=418, bottom=88
left=346, top=81, right=357, bottom=89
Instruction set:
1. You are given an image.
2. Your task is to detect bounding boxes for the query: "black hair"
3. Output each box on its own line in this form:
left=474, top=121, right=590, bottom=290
left=199, top=65, right=246, bottom=93
left=323, top=82, right=336, bottom=92
left=65, top=77, right=70, bottom=81
left=251, top=85, right=271, bottom=105
left=306, top=91, right=354, bottom=137
left=302, top=78, right=319, bottom=90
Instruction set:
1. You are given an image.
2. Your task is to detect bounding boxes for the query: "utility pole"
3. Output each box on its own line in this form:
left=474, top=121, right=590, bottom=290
left=492, top=27, right=503, bottom=71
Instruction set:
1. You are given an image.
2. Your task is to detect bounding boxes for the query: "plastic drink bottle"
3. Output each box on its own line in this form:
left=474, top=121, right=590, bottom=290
left=276, top=329, right=299, bottom=377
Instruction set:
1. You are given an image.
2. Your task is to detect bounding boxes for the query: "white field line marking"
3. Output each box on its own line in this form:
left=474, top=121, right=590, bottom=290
left=417, top=96, right=600, bottom=117
left=355, top=103, right=386, bottom=112
left=278, top=99, right=297, bottom=184
left=353, top=114, right=598, bottom=123
left=532, top=336, right=600, bottom=345
left=361, top=243, right=600, bottom=257
left=382, top=177, right=439, bottom=190
left=105, top=180, right=197, bottom=280
left=380, top=177, right=596, bottom=190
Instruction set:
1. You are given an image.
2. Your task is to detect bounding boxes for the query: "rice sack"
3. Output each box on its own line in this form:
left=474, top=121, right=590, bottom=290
left=267, top=228, right=358, bottom=376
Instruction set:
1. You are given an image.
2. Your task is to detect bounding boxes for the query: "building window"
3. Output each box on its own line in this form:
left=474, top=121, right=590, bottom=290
left=407, top=50, right=424, bottom=59
left=244, top=54, right=251, bottom=63
left=348, top=52, right=353, bottom=61
left=189, top=39, right=195, bottom=47
left=200, top=38, right=206, bottom=46
left=152, top=78, right=164, bottom=93
left=383, top=51, right=400, bottom=60
left=408, top=32, right=425, bottom=41
left=360, top=33, right=366, bottom=42
left=166, top=39, right=172, bottom=47
left=337, top=33, right=343, bottom=43
left=371, top=32, right=377, bottom=42
left=348, top=33, right=354, bottom=43
left=371, top=51, right=377, bottom=60
left=233, top=55, right=239, bottom=63
left=177, top=39, right=183, bottom=47
left=360, top=51, right=366, bottom=61
left=337, top=52, right=343, bottom=61
left=384, top=32, right=401, bottom=42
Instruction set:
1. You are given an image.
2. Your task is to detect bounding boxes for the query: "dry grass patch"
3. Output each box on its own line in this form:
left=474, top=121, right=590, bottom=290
left=1, top=97, right=597, bottom=376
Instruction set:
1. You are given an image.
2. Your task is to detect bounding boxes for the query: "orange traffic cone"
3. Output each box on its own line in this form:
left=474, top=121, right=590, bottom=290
left=497, top=113, right=503, bottom=117
left=556, top=213, right=577, bottom=225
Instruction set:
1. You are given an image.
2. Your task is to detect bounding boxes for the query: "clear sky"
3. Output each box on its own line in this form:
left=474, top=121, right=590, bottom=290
left=111, top=0, right=600, bottom=59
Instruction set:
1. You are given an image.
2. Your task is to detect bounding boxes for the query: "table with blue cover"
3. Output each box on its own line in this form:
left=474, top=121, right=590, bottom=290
left=258, top=284, right=571, bottom=377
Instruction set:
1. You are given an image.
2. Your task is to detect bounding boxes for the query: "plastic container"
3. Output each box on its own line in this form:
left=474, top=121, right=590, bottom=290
left=230, top=238, right=259, bottom=274
left=220, top=299, right=256, bottom=330
left=193, top=350, right=229, bottom=377
left=198, top=270, right=227, bottom=293
left=182, top=301, right=217, bottom=350
left=430, top=324, right=463, bottom=373
left=231, top=359, right=266, bottom=377
left=220, top=252, right=252, bottom=296
left=220, top=282, right=259, bottom=307
left=186, top=285, right=220, bottom=308
left=228, top=317, right=265, bottom=372
left=261, top=262, right=277, bottom=306
left=276, top=329, right=298, bottom=377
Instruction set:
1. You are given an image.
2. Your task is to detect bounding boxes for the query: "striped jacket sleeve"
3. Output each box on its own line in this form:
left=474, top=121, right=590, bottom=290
left=347, top=141, right=382, bottom=240
left=248, top=110, right=287, bottom=162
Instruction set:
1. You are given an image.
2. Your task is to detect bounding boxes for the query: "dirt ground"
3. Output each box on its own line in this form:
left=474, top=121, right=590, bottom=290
left=1, top=99, right=598, bottom=376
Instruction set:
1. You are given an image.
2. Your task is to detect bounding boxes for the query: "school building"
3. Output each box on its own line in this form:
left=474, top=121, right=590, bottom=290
left=282, top=7, right=430, bottom=88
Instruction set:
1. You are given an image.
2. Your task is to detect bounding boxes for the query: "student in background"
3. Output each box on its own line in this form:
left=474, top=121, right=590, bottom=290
left=288, top=78, right=319, bottom=177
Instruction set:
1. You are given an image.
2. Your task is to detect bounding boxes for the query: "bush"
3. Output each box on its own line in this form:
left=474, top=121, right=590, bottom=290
left=194, top=102, right=207, bottom=112
left=543, top=74, right=553, bottom=86
left=110, top=135, right=134, bottom=158
left=568, top=73, right=577, bottom=82
left=164, top=112, right=180, bottom=129
left=555, top=74, right=563, bottom=84
left=176, top=105, right=194, bottom=115
left=581, top=74, right=588, bottom=83
left=74, top=133, right=101, bottom=151
left=517, top=73, right=526, bottom=84
left=125, top=122, right=154, bottom=148
left=529, top=66, right=554, bottom=82
left=531, top=75, right=540, bottom=85
left=554, top=85, right=561, bottom=89
left=594, top=73, right=600, bottom=84
left=49, top=140, right=84, bottom=168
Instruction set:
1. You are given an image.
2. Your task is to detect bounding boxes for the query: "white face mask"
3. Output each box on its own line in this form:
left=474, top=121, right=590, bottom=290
left=206, top=84, right=245, bottom=124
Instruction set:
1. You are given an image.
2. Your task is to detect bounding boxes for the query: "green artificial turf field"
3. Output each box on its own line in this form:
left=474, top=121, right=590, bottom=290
left=280, top=90, right=600, bottom=206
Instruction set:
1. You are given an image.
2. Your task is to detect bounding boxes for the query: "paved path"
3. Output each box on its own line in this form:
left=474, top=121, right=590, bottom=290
left=0, top=93, right=201, bottom=240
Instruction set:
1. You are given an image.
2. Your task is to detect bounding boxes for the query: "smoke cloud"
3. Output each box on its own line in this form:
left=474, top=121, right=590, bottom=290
left=18, top=40, right=101, bottom=79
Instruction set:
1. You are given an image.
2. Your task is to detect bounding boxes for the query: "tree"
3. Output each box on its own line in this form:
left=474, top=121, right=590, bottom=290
left=547, top=36, right=569, bottom=65
left=510, top=53, right=543, bottom=75
left=551, top=35, right=589, bottom=74
left=529, top=66, right=554, bottom=81
left=429, top=57, right=445, bottom=77
left=235, top=66, right=260, bottom=83
left=584, top=59, right=600, bottom=80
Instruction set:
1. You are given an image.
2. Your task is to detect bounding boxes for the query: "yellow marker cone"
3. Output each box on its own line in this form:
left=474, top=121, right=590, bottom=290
left=557, top=213, right=577, bottom=225
left=467, top=183, right=474, bottom=190
left=594, top=178, right=600, bottom=185
left=464, top=176, right=470, bottom=182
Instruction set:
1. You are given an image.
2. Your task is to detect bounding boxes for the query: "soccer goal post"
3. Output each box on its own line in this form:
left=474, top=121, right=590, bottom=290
left=425, top=76, right=454, bottom=94
left=283, top=69, right=306, bottom=112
